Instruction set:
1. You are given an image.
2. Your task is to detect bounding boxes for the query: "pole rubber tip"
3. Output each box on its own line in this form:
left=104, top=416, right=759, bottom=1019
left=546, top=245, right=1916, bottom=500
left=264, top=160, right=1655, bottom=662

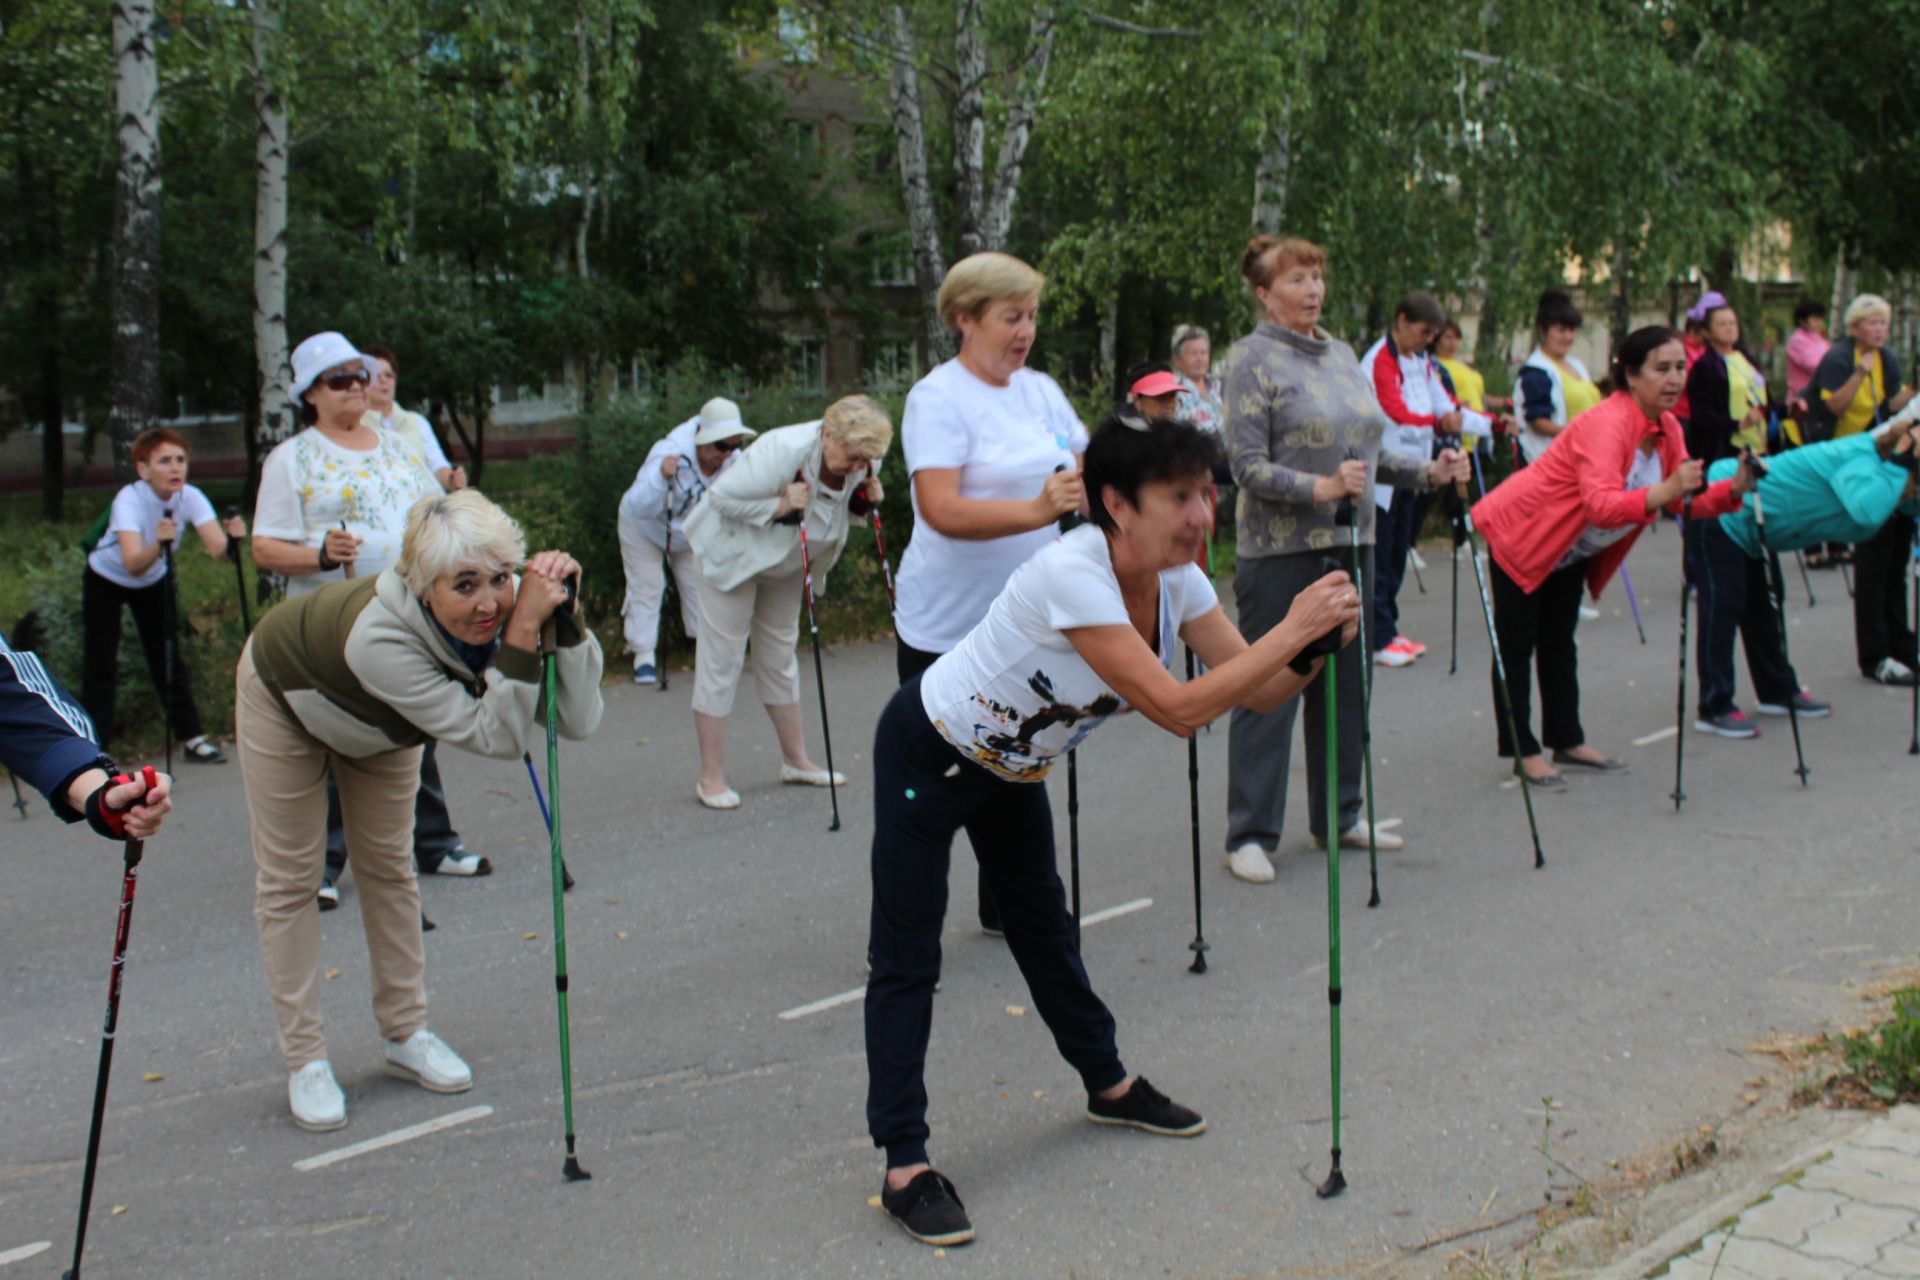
left=1367, top=888, right=1381, bottom=908
left=563, top=1158, right=592, bottom=1182
left=1315, top=1167, right=1347, bottom=1199
left=829, top=818, right=842, bottom=832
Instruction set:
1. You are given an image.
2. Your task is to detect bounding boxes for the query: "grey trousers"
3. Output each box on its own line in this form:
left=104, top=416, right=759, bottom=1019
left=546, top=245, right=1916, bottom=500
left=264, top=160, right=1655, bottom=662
left=1226, top=548, right=1370, bottom=850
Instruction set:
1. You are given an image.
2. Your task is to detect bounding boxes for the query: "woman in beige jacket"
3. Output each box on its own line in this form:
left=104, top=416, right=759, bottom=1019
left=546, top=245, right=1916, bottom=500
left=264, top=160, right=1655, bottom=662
left=682, top=395, right=893, bottom=808
left=236, top=489, right=603, bottom=1132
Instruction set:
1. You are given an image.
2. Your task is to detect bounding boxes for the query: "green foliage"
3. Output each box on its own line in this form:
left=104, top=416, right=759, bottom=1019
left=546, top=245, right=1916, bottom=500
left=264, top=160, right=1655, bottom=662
left=1836, top=987, right=1920, bottom=1103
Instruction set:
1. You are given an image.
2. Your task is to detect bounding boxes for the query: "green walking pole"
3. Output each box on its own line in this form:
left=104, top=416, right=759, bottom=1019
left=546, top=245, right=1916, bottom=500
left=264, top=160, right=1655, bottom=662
left=1335, top=490, right=1380, bottom=908
left=541, top=579, right=591, bottom=1183
left=1317, top=643, right=1347, bottom=1198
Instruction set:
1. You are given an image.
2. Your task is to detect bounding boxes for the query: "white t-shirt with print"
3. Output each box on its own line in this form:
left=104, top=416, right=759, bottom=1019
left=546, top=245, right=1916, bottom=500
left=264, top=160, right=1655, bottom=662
left=1556, top=448, right=1664, bottom=570
left=367, top=406, right=452, bottom=480
left=88, top=481, right=218, bottom=589
left=895, top=358, right=1089, bottom=653
left=252, top=427, right=442, bottom=598
left=919, top=524, right=1217, bottom=782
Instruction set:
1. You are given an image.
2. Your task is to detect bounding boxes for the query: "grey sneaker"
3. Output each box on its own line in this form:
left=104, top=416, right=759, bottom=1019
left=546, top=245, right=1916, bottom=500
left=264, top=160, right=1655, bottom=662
left=1695, top=709, right=1760, bottom=739
left=1755, top=692, right=1832, bottom=718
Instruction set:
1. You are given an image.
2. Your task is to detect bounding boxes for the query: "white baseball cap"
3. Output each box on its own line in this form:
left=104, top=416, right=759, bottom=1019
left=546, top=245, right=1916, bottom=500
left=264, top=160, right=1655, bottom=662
left=694, top=397, right=757, bottom=446
left=288, top=332, right=378, bottom=402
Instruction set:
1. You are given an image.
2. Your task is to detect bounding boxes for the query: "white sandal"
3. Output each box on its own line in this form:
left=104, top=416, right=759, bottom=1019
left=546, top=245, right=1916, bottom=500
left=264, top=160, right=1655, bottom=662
left=780, top=764, right=848, bottom=788
left=696, top=784, right=741, bottom=810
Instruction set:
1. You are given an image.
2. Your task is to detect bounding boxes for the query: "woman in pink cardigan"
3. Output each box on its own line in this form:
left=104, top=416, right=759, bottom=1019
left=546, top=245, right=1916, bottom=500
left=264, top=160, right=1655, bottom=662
left=1472, top=326, right=1755, bottom=788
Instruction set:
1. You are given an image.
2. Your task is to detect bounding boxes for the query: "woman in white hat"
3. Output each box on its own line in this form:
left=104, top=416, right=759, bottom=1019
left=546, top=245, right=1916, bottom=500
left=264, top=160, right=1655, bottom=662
left=682, top=395, right=892, bottom=808
left=252, top=332, right=487, bottom=904
left=615, top=398, right=756, bottom=685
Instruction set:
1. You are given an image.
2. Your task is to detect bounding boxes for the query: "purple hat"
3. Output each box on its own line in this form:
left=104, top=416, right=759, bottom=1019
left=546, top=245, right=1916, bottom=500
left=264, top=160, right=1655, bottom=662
left=1685, top=291, right=1729, bottom=324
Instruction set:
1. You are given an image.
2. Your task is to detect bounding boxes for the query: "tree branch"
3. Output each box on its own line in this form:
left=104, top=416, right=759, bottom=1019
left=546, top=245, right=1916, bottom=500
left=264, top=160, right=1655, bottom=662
left=1086, top=12, right=1203, bottom=38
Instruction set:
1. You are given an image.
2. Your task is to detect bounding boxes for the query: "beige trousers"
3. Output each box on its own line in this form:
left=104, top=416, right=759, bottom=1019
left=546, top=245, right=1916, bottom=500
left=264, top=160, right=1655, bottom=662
left=690, top=569, right=804, bottom=717
left=236, top=643, right=427, bottom=1069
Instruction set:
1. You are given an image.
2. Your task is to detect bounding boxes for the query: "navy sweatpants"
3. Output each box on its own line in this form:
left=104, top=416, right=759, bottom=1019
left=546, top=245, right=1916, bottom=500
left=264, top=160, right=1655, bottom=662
left=864, top=676, right=1126, bottom=1169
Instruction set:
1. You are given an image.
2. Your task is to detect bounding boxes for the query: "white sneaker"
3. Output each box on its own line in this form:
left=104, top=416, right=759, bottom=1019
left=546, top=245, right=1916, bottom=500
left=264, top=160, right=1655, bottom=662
left=1578, top=604, right=1601, bottom=620
left=384, top=1029, right=473, bottom=1094
left=289, top=1060, right=347, bottom=1132
left=1373, top=646, right=1414, bottom=668
left=1314, top=821, right=1405, bottom=852
left=1225, top=843, right=1276, bottom=884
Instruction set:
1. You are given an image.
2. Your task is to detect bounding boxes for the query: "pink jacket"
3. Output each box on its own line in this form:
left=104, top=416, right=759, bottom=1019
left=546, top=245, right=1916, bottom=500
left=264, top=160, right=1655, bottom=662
left=1471, top=391, right=1741, bottom=597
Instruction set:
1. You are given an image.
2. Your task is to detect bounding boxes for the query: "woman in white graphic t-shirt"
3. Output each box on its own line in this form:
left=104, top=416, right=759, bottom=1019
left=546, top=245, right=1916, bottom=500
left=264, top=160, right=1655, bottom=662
left=80, top=426, right=246, bottom=758
left=863, top=412, right=1360, bottom=1247
left=891, top=251, right=1089, bottom=933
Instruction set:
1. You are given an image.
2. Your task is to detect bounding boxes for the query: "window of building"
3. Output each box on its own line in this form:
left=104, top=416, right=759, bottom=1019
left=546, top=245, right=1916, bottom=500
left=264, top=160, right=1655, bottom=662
left=790, top=338, right=826, bottom=395
left=866, top=231, right=915, bottom=287
left=866, top=339, right=918, bottom=391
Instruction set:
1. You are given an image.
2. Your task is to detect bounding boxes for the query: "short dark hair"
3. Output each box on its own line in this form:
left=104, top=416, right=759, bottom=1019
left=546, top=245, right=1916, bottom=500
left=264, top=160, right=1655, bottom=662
left=363, top=344, right=397, bottom=374
left=1793, top=299, right=1827, bottom=326
left=1124, top=360, right=1172, bottom=390
left=1610, top=325, right=1682, bottom=386
left=1396, top=291, right=1445, bottom=329
left=1535, top=288, right=1583, bottom=333
left=1083, top=410, right=1221, bottom=534
left=1440, top=319, right=1463, bottom=340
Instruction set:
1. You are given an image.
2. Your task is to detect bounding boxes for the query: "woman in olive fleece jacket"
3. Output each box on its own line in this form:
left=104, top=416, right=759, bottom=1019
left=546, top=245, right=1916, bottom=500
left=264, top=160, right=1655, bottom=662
left=236, top=489, right=601, bottom=1131
left=1218, top=234, right=1467, bottom=884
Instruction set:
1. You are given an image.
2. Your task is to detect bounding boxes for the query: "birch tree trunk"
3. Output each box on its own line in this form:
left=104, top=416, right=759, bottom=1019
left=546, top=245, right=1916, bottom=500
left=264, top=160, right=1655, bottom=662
left=952, top=0, right=987, bottom=258
left=1250, top=105, right=1293, bottom=234
left=109, top=0, right=163, bottom=476
left=252, top=0, right=295, bottom=451
left=887, top=6, right=951, bottom=362
left=977, top=5, right=1055, bottom=253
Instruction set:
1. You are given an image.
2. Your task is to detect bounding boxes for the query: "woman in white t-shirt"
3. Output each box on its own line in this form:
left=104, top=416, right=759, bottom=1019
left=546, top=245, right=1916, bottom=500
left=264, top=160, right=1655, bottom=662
left=80, top=427, right=246, bottom=758
left=865, top=413, right=1360, bottom=1247
left=891, top=252, right=1089, bottom=933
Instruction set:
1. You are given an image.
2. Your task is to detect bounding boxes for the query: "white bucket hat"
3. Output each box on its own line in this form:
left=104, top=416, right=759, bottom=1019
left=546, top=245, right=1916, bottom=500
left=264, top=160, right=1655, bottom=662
left=288, top=331, right=377, bottom=403
left=694, top=397, right=757, bottom=446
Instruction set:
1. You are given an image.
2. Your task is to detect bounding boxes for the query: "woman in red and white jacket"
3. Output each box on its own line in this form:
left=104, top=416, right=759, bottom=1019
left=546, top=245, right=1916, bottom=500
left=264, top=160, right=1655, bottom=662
left=1471, top=326, right=1755, bottom=788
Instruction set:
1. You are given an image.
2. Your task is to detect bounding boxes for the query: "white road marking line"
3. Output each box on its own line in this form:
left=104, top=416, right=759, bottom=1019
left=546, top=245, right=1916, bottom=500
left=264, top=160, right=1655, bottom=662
left=0, top=1242, right=51, bottom=1267
left=1632, top=726, right=1679, bottom=746
left=293, top=1105, right=493, bottom=1172
left=777, top=898, right=1157, bottom=1022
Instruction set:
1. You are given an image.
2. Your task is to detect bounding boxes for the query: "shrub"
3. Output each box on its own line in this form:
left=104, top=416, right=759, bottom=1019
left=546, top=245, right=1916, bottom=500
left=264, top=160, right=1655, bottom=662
left=1836, top=987, right=1920, bottom=1103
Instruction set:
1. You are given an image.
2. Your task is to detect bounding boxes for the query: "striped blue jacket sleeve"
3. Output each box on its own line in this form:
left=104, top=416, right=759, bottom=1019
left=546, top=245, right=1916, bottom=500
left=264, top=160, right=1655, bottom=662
left=0, top=630, right=108, bottom=822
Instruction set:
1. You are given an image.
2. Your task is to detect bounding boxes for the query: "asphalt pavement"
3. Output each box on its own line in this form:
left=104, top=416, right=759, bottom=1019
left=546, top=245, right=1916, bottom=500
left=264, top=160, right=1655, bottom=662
left=3, top=529, right=1916, bottom=1279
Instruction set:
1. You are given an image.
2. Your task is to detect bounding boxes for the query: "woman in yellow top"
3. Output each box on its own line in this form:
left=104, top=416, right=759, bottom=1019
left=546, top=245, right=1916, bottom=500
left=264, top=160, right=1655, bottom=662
left=1809, top=295, right=1920, bottom=685
left=1433, top=321, right=1485, bottom=412
left=1515, top=290, right=1602, bottom=463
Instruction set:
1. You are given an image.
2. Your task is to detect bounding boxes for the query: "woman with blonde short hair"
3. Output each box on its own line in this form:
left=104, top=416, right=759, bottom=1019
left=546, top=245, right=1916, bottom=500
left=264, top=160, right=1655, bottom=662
left=683, top=395, right=893, bottom=808
left=236, top=489, right=603, bottom=1133
left=1808, top=294, right=1920, bottom=683
left=889, top=251, right=1088, bottom=934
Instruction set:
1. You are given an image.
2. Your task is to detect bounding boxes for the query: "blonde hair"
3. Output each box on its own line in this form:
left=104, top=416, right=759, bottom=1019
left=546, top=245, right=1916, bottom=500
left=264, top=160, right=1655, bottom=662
left=822, top=394, right=894, bottom=461
left=1845, top=293, right=1892, bottom=332
left=936, top=252, right=1044, bottom=332
left=398, top=489, right=527, bottom=597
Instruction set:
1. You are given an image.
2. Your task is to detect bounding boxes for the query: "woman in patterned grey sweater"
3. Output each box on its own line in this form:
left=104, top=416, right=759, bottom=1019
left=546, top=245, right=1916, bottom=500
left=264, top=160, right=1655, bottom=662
left=1220, top=235, right=1468, bottom=884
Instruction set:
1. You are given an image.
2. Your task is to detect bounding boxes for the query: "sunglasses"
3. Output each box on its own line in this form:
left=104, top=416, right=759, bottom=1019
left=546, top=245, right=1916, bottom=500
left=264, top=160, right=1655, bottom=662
left=711, top=438, right=742, bottom=454
left=321, top=369, right=371, bottom=392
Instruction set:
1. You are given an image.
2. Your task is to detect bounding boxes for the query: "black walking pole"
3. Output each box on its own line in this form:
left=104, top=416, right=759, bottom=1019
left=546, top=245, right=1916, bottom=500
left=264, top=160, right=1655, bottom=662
left=1909, top=524, right=1918, bottom=756
left=222, top=505, right=252, bottom=634
left=522, top=753, right=575, bottom=891
left=1449, top=504, right=1462, bottom=675
left=1672, top=497, right=1694, bottom=811
left=796, top=524, right=842, bottom=832
left=9, top=772, right=26, bottom=818
left=63, top=766, right=159, bottom=1280
left=1452, top=494, right=1545, bottom=868
left=1794, top=549, right=1817, bottom=608
left=159, top=508, right=176, bottom=774
left=1183, top=646, right=1208, bottom=972
left=539, top=584, right=591, bottom=1182
left=1752, top=480, right=1810, bottom=788
left=1336, top=493, right=1381, bottom=908
left=658, top=488, right=672, bottom=692
left=1053, top=464, right=1085, bottom=921
left=1316, top=641, right=1347, bottom=1199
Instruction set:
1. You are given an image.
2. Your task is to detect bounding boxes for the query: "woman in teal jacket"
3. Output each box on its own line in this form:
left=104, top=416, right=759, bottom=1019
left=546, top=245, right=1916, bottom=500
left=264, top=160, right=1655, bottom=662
left=1712, top=422, right=1918, bottom=561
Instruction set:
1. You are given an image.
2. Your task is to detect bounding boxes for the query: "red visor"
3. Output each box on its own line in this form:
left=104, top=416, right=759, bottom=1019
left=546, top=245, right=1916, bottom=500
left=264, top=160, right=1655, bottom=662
left=1130, top=371, right=1183, bottom=398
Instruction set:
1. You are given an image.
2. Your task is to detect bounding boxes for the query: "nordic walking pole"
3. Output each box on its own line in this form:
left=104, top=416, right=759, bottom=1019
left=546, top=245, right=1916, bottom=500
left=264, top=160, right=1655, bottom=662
left=1335, top=490, right=1380, bottom=908
left=63, top=765, right=159, bottom=1280
left=1672, top=497, right=1694, bottom=811
left=521, top=753, right=575, bottom=892
left=1453, top=492, right=1545, bottom=868
left=539, top=579, right=591, bottom=1182
left=1795, top=549, right=1817, bottom=608
left=870, top=507, right=895, bottom=608
left=796, top=524, right=842, bottom=832
left=1449, top=505, right=1461, bottom=675
left=223, top=505, right=252, bottom=634
left=1751, top=474, right=1810, bottom=788
left=658, top=488, right=671, bottom=692
left=9, top=772, right=27, bottom=818
left=1316, top=644, right=1347, bottom=1199
left=1183, top=646, right=1208, bottom=972
left=1067, top=749, right=1081, bottom=925
left=1909, top=526, right=1918, bottom=756
left=160, top=508, right=176, bottom=774
left=1620, top=564, right=1648, bottom=644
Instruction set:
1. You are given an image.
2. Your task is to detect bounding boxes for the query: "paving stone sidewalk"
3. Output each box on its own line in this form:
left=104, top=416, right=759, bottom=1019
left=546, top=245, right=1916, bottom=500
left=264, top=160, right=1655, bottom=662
left=1658, top=1106, right=1920, bottom=1280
